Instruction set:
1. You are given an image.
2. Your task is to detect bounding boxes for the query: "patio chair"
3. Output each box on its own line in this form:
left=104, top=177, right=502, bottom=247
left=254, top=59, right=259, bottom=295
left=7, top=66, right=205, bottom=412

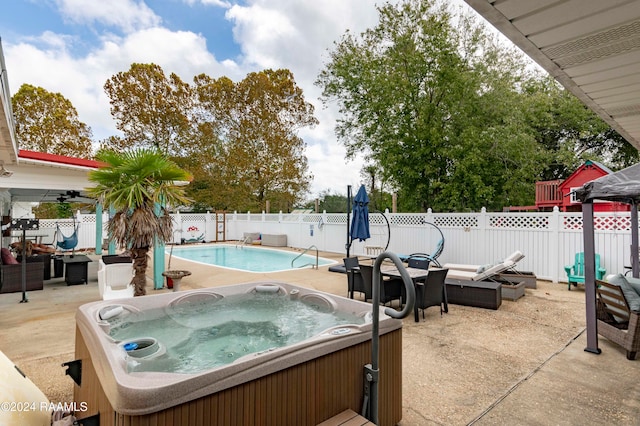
left=595, top=278, right=640, bottom=360
left=407, top=256, right=431, bottom=270
left=415, top=268, right=449, bottom=319
left=358, top=264, right=403, bottom=308
left=97, top=257, right=134, bottom=300
left=0, top=248, right=44, bottom=294
left=565, top=252, right=606, bottom=290
left=343, top=257, right=371, bottom=301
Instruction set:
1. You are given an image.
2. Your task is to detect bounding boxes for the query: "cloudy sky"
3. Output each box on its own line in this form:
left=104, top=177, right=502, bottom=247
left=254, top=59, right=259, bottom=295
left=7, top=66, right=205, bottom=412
left=0, top=0, right=475, bottom=199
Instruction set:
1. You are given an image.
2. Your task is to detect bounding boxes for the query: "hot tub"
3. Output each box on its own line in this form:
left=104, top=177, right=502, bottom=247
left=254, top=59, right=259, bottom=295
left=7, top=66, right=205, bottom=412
left=73, top=282, right=403, bottom=426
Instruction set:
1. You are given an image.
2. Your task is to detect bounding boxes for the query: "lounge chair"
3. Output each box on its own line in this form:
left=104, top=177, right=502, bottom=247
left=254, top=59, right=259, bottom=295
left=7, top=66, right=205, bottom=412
left=565, top=252, right=606, bottom=290
left=445, top=260, right=517, bottom=284
left=442, top=259, right=520, bottom=310
left=442, top=250, right=525, bottom=273
left=596, top=276, right=640, bottom=360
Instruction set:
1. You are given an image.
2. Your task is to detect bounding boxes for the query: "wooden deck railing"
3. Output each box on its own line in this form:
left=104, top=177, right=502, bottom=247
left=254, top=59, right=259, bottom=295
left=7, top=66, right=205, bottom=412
left=535, top=180, right=563, bottom=208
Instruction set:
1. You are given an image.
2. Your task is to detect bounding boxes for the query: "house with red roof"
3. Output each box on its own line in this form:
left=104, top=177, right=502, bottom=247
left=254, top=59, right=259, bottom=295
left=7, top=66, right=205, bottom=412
left=505, top=160, right=630, bottom=212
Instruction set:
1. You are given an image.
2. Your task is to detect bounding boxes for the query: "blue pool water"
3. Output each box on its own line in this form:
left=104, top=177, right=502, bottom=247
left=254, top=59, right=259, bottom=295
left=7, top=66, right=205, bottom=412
left=107, top=291, right=365, bottom=373
left=167, top=245, right=335, bottom=272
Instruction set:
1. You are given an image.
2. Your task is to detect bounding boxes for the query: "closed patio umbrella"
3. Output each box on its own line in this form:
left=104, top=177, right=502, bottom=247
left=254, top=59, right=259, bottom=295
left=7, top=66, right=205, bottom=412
left=351, top=185, right=370, bottom=242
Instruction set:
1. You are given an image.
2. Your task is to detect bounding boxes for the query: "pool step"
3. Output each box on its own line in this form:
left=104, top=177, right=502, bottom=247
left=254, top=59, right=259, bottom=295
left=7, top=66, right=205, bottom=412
left=316, top=409, right=374, bottom=426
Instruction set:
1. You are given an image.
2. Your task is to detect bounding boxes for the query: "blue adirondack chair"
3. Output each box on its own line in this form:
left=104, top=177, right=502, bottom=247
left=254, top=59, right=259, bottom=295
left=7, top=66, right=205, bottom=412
left=564, top=252, right=606, bottom=290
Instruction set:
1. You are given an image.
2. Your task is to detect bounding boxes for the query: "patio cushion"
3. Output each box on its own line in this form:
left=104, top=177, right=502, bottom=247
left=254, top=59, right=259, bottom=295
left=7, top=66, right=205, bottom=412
left=505, top=250, right=525, bottom=263
left=626, top=275, right=640, bottom=296
left=0, top=248, right=18, bottom=265
left=607, top=274, right=640, bottom=312
left=476, top=264, right=493, bottom=273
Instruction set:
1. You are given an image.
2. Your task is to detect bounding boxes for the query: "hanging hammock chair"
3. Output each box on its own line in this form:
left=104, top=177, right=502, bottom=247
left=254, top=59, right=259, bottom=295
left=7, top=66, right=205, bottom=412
left=55, top=220, right=79, bottom=251
left=405, top=221, right=445, bottom=267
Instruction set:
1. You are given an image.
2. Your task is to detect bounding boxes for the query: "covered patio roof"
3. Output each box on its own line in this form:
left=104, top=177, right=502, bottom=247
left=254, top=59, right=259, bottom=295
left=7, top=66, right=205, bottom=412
left=465, top=0, right=640, bottom=150
left=7, top=150, right=100, bottom=204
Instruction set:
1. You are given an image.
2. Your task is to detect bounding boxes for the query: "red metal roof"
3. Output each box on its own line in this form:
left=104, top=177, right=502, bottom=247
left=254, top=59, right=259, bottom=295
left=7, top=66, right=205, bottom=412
left=18, top=149, right=102, bottom=168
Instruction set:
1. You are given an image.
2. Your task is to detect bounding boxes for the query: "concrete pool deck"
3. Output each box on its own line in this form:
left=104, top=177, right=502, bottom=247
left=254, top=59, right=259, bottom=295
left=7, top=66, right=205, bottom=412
left=1, top=247, right=639, bottom=425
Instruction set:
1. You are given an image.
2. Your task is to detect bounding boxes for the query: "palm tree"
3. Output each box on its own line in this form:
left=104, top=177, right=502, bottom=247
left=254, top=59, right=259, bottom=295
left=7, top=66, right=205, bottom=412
left=87, top=148, right=192, bottom=296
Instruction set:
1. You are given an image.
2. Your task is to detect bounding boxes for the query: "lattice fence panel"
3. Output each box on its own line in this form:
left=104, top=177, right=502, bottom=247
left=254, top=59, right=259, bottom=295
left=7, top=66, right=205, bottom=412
left=488, top=215, right=550, bottom=229
left=369, top=213, right=388, bottom=225
left=562, top=214, right=632, bottom=231
left=595, top=215, right=630, bottom=231
left=325, top=214, right=347, bottom=224
left=389, top=215, right=427, bottom=226
left=182, top=214, right=207, bottom=222
left=563, top=215, right=583, bottom=230
left=302, top=214, right=323, bottom=223
left=434, top=215, right=478, bottom=228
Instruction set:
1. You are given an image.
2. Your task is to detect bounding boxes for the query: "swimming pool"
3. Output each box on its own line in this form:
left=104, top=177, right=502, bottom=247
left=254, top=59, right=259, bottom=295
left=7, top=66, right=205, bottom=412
left=167, top=244, right=336, bottom=272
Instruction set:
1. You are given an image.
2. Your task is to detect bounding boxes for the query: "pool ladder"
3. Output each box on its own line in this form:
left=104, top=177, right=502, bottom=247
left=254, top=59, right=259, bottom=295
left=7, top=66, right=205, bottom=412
left=291, top=245, right=318, bottom=269
left=235, top=236, right=251, bottom=249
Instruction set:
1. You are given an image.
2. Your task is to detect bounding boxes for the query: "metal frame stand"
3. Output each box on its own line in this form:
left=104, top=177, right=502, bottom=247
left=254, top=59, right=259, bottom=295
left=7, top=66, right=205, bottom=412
left=9, top=218, right=40, bottom=304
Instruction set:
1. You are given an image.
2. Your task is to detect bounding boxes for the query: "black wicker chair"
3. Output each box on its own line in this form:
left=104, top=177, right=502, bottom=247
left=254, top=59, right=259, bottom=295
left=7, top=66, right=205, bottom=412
left=0, top=252, right=44, bottom=294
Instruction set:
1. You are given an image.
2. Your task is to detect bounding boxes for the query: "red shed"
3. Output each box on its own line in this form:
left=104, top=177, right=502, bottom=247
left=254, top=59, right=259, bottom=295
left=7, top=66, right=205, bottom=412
left=505, top=160, right=630, bottom=212
left=558, top=160, right=629, bottom=212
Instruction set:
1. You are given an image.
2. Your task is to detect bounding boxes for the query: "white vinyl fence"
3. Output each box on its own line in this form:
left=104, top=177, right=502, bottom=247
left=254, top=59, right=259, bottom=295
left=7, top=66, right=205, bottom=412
left=17, top=207, right=637, bottom=284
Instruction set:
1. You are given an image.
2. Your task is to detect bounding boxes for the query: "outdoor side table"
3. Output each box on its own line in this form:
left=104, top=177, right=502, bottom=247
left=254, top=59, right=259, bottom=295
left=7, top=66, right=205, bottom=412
left=62, top=255, right=92, bottom=285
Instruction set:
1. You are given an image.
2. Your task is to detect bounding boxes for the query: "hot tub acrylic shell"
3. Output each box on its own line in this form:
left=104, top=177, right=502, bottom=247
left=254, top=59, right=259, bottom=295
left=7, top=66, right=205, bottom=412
left=74, top=281, right=403, bottom=422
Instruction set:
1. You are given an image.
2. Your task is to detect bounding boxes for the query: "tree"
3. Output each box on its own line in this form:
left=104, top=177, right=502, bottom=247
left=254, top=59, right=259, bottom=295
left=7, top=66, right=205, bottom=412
left=317, top=0, right=542, bottom=211
left=306, top=190, right=349, bottom=213
left=317, top=0, right=634, bottom=212
left=103, top=63, right=192, bottom=154
left=193, top=69, right=317, bottom=211
left=12, top=84, right=93, bottom=157
left=87, top=149, right=192, bottom=296
left=522, top=77, right=640, bottom=179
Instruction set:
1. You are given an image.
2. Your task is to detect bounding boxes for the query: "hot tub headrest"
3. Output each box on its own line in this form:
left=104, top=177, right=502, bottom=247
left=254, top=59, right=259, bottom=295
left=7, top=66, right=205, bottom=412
left=100, top=305, right=124, bottom=320
left=250, top=284, right=286, bottom=295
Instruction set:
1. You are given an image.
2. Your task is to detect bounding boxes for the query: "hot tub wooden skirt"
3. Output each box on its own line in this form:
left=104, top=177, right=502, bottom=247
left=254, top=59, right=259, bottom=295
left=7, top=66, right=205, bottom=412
left=73, top=326, right=402, bottom=426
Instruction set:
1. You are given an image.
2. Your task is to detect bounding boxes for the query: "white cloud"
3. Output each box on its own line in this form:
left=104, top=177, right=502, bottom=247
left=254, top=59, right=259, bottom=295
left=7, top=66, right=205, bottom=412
left=225, top=0, right=390, bottom=195
left=5, top=27, right=239, bottom=145
left=56, top=0, right=161, bottom=33
left=184, top=0, right=232, bottom=8
left=4, top=0, right=401, bottom=195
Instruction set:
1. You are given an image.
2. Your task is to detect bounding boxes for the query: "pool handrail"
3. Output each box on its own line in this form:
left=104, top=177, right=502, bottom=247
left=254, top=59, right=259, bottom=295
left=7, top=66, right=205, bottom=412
left=291, top=245, right=319, bottom=269
left=235, top=236, right=251, bottom=249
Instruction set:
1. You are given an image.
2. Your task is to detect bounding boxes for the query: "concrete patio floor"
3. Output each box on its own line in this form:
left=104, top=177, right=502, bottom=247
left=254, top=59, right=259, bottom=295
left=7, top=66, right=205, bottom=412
left=1, top=246, right=639, bottom=425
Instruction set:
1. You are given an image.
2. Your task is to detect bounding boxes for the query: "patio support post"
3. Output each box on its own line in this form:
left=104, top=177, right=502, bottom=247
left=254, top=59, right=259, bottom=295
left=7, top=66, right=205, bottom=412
left=108, top=206, right=116, bottom=255
left=153, top=202, right=165, bottom=290
left=95, top=202, right=103, bottom=255
left=632, top=202, right=639, bottom=278
left=582, top=201, right=600, bottom=354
